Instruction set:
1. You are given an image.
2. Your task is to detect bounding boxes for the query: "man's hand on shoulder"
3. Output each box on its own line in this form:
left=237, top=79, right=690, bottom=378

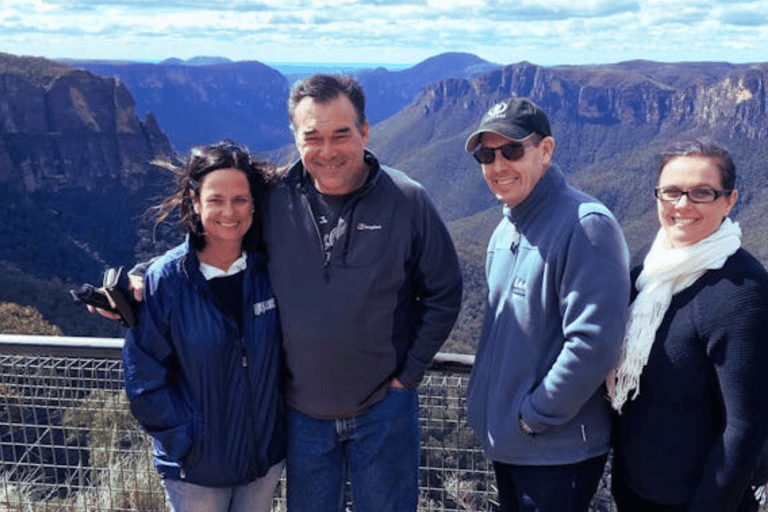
left=128, top=273, right=143, bottom=302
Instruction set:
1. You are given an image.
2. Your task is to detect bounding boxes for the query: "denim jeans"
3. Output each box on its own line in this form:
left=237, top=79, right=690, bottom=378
left=286, top=387, right=419, bottom=512
left=162, top=460, right=284, bottom=512
left=492, top=454, right=608, bottom=512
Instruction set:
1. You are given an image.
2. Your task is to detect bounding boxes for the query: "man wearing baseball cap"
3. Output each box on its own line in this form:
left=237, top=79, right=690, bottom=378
left=464, top=97, right=630, bottom=512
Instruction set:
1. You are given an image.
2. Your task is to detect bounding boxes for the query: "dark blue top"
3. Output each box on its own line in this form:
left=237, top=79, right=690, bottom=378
left=123, top=238, right=285, bottom=486
left=613, top=248, right=768, bottom=511
left=265, top=151, right=462, bottom=419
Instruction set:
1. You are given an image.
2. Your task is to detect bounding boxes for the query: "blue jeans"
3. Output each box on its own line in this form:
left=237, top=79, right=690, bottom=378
left=493, top=454, right=608, bottom=512
left=162, top=461, right=284, bottom=512
left=286, top=387, right=419, bottom=512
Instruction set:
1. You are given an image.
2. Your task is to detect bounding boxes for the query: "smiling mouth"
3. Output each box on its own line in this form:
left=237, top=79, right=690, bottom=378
left=316, top=159, right=344, bottom=170
left=672, top=217, right=697, bottom=226
left=496, top=177, right=519, bottom=186
left=218, top=222, right=240, bottom=228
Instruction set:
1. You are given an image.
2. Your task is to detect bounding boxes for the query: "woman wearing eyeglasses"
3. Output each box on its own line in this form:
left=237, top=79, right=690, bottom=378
left=608, top=139, right=768, bottom=512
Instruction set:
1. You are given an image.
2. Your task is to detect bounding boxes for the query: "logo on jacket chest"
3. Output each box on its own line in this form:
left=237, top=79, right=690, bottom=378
left=253, top=298, right=276, bottom=316
left=511, top=277, right=527, bottom=296
left=357, top=222, right=382, bottom=231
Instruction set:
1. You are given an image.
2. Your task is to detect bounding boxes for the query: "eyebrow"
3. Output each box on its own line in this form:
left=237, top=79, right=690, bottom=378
left=660, top=182, right=719, bottom=188
left=302, top=126, right=353, bottom=137
left=205, top=192, right=250, bottom=197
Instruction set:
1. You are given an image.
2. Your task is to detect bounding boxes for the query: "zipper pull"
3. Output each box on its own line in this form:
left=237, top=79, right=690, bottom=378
left=242, top=353, right=248, bottom=368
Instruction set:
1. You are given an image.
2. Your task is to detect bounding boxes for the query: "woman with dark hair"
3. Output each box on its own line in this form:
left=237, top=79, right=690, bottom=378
left=122, top=141, right=285, bottom=512
left=609, top=139, right=768, bottom=512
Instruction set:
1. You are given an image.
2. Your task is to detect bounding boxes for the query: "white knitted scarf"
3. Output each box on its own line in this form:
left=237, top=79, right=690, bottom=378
left=608, top=218, right=742, bottom=413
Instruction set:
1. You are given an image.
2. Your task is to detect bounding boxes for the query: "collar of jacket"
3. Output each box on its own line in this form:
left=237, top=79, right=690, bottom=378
left=285, top=150, right=383, bottom=198
left=178, top=234, right=266, bottom=282
left=503, top=164, right=567, bottom=228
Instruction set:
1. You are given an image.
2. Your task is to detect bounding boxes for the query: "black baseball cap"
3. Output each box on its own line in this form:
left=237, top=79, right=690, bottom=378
left=465, top=97, right=552, bottom=152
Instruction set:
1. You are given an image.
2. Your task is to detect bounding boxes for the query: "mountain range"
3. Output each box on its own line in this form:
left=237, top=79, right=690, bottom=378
left=1, top=51, right=767, bottom=348
left=64, top=52, right=498, bottom=154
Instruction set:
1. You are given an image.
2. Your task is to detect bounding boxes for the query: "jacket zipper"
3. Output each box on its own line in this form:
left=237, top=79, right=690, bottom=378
left=303, top=197, right=329, bottom=270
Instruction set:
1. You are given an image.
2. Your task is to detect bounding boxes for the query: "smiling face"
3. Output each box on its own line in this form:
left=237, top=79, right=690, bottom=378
left=193, top=168, right=253, bottom=249
left=479, top=131, right=554, bottom=209
left=292, top=94, right=370, bottom=195
left=657, top=154, right=738, bottom=248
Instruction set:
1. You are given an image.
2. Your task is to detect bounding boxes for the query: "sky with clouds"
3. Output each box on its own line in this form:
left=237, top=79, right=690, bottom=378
left=1, top=0, right=767, bottom=68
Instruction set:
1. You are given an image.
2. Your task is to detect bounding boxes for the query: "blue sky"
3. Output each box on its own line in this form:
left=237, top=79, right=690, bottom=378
left=1, top=0, right=767, bottom=67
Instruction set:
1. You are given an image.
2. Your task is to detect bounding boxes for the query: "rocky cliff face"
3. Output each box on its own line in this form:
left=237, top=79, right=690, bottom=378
left=67, top=60, right=292, bottom=153
left=698, top=68, right=768, bottom=138
left=0, top=53, right=176, bottom=295
left=0, top=54, right=173, bottom=194
left=411, top=61, right=768, bottom=139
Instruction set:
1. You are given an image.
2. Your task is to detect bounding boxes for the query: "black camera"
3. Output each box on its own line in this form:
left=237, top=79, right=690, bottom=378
left=70, top=266, right=139, bottom=327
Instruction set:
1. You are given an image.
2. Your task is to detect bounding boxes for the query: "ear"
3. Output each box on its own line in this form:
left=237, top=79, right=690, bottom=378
left=540, top=136, right=555, bottom=168
left=190, top=192, right=201, bottom=215
left=725, top=188, right=739, bottom=216
left=291, top=124, right=301, bottom=151
left=359, top=120, right=370, bottom=146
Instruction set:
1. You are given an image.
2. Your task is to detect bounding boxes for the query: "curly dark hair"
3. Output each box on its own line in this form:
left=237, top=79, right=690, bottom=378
left=151, top=140, right=277, bottom=253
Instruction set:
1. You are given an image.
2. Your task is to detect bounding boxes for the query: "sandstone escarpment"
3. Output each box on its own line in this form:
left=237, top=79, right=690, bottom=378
left=0, top=53, right=173, bottom=193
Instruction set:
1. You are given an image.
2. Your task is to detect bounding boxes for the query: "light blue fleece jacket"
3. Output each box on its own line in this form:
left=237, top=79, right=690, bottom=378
left=466, top=165, right=630, bottom=465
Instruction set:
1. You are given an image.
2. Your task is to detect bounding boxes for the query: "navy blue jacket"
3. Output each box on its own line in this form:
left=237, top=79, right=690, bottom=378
left=123, top=239, right=285, bottom=486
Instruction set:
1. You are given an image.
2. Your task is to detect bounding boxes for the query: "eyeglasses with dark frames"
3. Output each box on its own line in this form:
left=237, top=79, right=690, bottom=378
left=654, top=186, right=731, bottom=204
left=473, top=136, right=536, bottom=165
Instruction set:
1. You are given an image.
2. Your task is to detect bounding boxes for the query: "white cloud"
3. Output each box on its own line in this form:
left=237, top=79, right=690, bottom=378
left=1, top=0, right=768, bottom=64
left=33, top=0, right=60, bottom=12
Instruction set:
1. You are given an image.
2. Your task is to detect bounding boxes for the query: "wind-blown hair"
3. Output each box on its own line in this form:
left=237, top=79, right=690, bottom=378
left=151, top=140, right=276, bottom=252
left=288, top=73, right=367, bottom=130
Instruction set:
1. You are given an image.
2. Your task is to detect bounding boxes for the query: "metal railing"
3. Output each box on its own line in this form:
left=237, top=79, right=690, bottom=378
left=0, top=335, right=496, bottom=512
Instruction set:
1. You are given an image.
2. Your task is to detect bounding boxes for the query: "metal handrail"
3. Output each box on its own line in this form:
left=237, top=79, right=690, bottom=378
left=0, top=334, right=124, bottom=358
left=0, top=334, right=473, bottom=369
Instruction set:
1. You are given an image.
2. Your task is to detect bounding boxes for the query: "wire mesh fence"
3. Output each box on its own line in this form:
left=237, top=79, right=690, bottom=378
left=418, top=371, right=496, bottom=511
left=0, top=336, right=496, bottom=512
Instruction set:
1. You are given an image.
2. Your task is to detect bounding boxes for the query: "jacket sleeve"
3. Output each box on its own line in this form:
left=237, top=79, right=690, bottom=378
left=122, top=270, right=194, bottom=462
left=128, top=256, right=159, bottom=280
left=687, top=276, right=768, bottom=512
left=396, top=190, right=463, bottom=389
left=521, top=212, right=630, bottom=432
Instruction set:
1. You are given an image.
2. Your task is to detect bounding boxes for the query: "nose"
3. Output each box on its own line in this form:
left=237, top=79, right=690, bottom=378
left=674, top=193, right=693, bottom=207
left=484, top=154, right=506, bottom=173
left=319, top=139, right=334, bottom=158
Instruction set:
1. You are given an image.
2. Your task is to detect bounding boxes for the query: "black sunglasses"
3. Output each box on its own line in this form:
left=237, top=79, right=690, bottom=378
left=473, top=142, right=527, bottom=165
